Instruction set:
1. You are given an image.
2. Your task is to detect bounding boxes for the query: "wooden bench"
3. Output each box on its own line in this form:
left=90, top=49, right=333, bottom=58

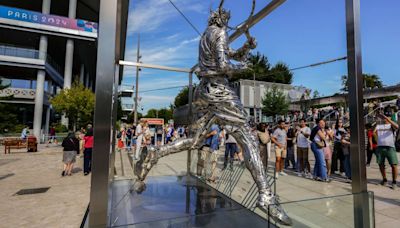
left=3, top=136, right=38, bottom=154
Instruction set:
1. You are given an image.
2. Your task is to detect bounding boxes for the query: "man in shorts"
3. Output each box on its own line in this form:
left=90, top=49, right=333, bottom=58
left=271, top=120, right=287, bottom=177
left=205, top=124, right=220, bottom=182
left=296, top=119, right=312, bottom=178
left=375, top=112, right=399, bottom=189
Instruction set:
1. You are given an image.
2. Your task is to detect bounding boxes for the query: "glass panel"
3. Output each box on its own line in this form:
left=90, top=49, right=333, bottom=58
left=189, top=147, right=276, bottom=210
left=267, top=191, right=375, bottom=228
left=10, top=79, right=32, bottom=89
left=108, top=175, right=272, bottom=228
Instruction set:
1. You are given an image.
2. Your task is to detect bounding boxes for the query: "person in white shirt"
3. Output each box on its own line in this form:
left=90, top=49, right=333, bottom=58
left=271, top=120, right=287, bottom=176
left=223, top=129, right=238, bottom=171
left=375, top=113, right=399, bottom=189
left=296, top=119, right=311, bottom=177
left=134, top=120, right=146, bottom=160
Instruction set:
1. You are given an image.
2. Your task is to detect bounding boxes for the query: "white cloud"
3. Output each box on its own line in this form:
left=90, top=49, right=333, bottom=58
left=138, top=76, right=189, bottom=91
left=127, top=0, right=205, bottom=35
left=124, top=35, right=200, bottom=67
left=141, top=94, right=175, bottom=102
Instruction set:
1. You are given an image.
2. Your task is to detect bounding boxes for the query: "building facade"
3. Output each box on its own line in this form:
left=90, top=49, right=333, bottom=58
left=232, top=79, right=308, bottom=122
left=0, top=0, right=99, bottom=138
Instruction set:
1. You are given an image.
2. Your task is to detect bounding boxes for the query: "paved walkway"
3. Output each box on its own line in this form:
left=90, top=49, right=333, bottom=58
left=0, top=144, right=90, bottom=228
left=136, top=148, right=400, bottom=228
left=1, top=144, right=398, bottom=227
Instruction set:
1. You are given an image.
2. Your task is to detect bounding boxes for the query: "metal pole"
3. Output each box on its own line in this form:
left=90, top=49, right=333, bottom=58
left=134, top=34, right=141, bottom=125
left=345, top=0, right=370, bottom=227
left=187, top=72, right=193, bottom=175
left=89, top=0, right=120, bottom=226
left=253, top=71, right=256, bottom=121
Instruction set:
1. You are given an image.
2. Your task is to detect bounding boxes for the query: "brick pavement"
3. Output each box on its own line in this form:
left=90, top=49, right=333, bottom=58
left=0, top=144, right=90, bottom=228
left=1, top=143, right=399, bottom=227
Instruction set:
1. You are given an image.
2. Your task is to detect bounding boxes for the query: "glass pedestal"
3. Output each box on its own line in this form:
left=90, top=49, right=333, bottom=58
left=109, top=175, right=272, bottom=227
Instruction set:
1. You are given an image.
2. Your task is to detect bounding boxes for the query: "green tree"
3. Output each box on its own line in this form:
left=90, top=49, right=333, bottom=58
left=313, top=90, right=320, bottom=98
left=50, top=82, right=95, bottom=130
left=268, top=62, right=293, bottom=84
left=174, top=87, right=189, bottom=108
left=0, top=79, right=18, bottom=133
left=341, top=74, right=383, bottom=91
left=261, top=86, right=290, bottom=117
left=229, top=52, right=292, bottom=84
left=174, top=86, right=198, bottom=108
left=231, top=52, right=271, bottom=82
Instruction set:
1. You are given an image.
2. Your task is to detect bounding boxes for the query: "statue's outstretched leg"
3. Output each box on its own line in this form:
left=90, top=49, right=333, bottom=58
left=225, top=123, right=291, bottom=226
left=134, top=113, right=216, bottom=190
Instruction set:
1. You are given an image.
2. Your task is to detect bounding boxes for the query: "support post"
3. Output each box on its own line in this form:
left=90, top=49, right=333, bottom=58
left=89, top=0, right=119, bottom=226
left=80, top=64, right=85, bottom=84
left=33, top=0, right=51, bottom=140
left=134, top=34, right=140, bottom=125
left=62, top=0, right=77, bottom=127
left=345, top=0, right=370, bottom=227
left=45, top=106, right=51, bottom=142
left=85, top=72, right=90, bottom=88
left=187, top=72, right=193, bottom=175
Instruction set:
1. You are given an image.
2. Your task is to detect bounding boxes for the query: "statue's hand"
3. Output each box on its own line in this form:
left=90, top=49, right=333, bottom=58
left=247, top=36, right=257, bottom=49
left=243, top=27, right=257, bottom=49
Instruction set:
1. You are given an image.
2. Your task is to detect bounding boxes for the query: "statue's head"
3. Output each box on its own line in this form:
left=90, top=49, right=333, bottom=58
left=208, top=8, right=230, bottom=27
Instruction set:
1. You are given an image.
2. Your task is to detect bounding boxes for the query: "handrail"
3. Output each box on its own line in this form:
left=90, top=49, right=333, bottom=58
left=0, top=44, right=64, bottom=76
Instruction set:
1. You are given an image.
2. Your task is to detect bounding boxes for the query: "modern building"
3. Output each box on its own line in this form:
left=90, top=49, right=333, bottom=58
left=0, top=0, right=99, bottom=139
left=232, top=79, right=308, bottom=122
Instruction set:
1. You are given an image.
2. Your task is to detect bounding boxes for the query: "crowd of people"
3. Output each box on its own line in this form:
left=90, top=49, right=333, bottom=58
left=115, top=120, right=189, bottom=161
left=57, top=96, right=400, bottom=189
left=266, top=109, right=400, bottom=189
left=190, top=103, right=399, bottom=188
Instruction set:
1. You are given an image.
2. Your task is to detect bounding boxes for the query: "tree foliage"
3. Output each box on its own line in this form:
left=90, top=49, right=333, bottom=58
left=229, top=52, right=292, bottom=84
left=174, top=87, right=189, bottom=108
left=341, top=74, right=383, bottom=91
left=50, top=82, right=95, bottom=130
left=174, top=86, right=198, bottom=108
left=0, top=78, right=18, bottom=133
left=261, top=86, right=290, bottom=117
left=313, top=90, right=320, bottom=98
left=267, top=62, right=293, bottom=84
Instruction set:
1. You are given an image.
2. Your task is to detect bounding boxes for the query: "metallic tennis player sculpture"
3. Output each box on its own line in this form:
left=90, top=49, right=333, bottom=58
left=134, top=0, right=292, bottom=225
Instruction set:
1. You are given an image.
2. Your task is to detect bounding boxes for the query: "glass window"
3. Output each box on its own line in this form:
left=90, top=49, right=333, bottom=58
left=11, top=79, right=31, bottom=89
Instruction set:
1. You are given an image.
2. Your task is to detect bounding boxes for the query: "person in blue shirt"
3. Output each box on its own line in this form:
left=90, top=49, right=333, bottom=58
left=205, top=124, right=220, bottom=182
left=21, top=126, right=29, bottom=140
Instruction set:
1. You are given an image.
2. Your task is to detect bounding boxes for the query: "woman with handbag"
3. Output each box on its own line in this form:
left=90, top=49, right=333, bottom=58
left=310, top=119, right=330, bottom=182
left=341, top=128, right=352, bottom=182
left=257, top=123, right=270, bottom=171
left=323, top=126, right=334, bottom=177
left=61, top=132, right=79, bottom=176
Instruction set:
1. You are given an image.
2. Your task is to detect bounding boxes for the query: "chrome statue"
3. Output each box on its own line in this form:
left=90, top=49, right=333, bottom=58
left=134, top=0, right=291, bottom=225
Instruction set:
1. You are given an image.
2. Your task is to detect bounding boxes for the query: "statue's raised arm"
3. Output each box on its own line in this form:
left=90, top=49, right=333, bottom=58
left=198, top=9, right=256, bottom=77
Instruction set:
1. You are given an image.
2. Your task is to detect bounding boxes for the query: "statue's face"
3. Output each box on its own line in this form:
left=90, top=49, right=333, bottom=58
left=219, top=9, right=230, bottom=25
left=209, top=9, right=230, bottom=27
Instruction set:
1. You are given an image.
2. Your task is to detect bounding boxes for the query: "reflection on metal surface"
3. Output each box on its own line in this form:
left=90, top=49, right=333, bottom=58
left=134, top=4, right=291, bottom=226
left=110, top=176, right=274, bottom=227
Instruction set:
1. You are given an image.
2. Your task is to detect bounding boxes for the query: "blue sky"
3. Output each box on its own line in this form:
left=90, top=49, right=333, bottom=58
left=122, top=0, right=400, bottom=114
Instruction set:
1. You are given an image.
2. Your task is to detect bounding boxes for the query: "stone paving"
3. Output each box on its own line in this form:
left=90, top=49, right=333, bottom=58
left=1, top=143, right=399, bottom=227
left=0, top=144, right=90, bottom=228
left=136, top=148, right=400, bottom=228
